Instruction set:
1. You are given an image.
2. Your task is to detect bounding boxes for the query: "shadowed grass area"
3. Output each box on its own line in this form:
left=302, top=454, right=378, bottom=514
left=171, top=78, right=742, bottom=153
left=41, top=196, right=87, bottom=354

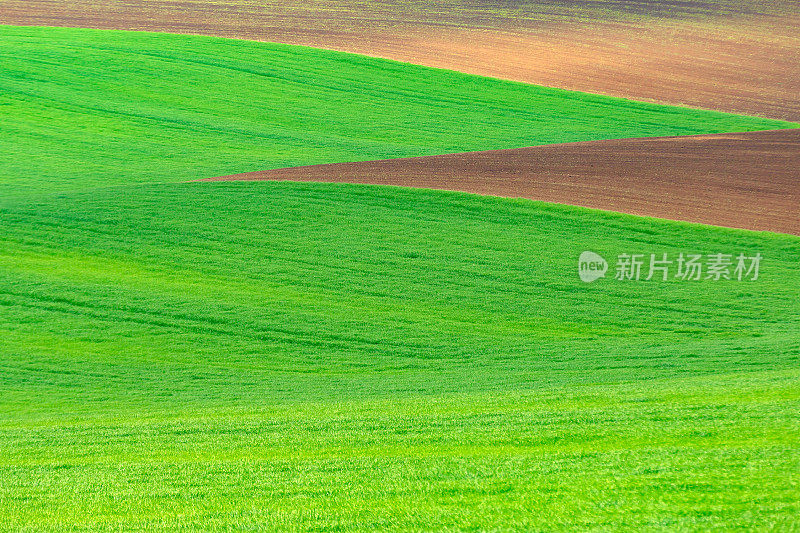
left=1, top=181, right=798, bottom=528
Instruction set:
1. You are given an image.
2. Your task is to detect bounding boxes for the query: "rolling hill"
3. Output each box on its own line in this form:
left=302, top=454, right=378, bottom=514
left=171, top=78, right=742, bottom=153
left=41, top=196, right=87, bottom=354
left=1, top=24, right=798, bottom=530
left=0, top=25, right=794, bottom=197
left=1, top=181, right=799, bottom=529
left=207, top=129, right=800, bottom=235
left=3, top=0, right=798, bottom=120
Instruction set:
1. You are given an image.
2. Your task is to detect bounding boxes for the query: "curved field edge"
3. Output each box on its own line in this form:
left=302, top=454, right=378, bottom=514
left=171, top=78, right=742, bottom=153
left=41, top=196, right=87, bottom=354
left=206, top=129, right=800, bottom=235
left=0, top=181, right=798, bottom=528
left=0, top=25, right=796, bottom=198
left=3, top=1, right=799, bottom=121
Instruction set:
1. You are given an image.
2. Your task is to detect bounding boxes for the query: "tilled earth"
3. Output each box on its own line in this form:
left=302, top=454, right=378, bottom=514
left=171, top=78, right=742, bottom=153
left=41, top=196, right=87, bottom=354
left=204, top=130, right=800, bottom=235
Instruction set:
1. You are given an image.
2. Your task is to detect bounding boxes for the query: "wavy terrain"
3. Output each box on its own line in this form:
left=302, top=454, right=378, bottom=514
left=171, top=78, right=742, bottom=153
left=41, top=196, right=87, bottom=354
left=3, top=0, right=798, bottom=119
left=2, top=181, right=799, bottom=529
left=1, top=21, right=799, bottom=530
left=4, top=25, right=791, bottom=196
left=205, top=129, right=800, bottom=235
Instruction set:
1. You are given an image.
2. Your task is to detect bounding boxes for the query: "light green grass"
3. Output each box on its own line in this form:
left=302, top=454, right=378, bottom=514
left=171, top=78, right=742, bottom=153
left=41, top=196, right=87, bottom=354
left=1, top=182, right=799, bottom=529
left=1, top=24, right=799, bottom=530
left=0, top=25, right=796, bottom=197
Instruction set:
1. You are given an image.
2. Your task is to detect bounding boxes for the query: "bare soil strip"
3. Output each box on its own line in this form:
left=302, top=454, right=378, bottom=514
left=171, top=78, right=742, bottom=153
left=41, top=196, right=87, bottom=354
left=203, top=129, right=800, bottom=235
left=2, top=1, right=798, bottom=121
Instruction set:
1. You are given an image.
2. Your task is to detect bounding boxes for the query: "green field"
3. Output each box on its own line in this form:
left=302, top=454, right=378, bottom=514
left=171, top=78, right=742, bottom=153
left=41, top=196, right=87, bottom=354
left=1, top=25, right=795, bottom=196
left=2, top=182, right=799, bottom=529
left=1, top=25, right=799, bottom=530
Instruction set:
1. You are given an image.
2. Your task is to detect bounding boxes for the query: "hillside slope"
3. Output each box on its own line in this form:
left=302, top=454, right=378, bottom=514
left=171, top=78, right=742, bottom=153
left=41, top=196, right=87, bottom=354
left=208, top=129, right=800, bottom=235
left=0, top=25, right=794, bottom=196
left=1, top=24, right=798, bottom=530
left=3, top=0, right=798, bottom=120
left=1, top=181, right=798, bottom=528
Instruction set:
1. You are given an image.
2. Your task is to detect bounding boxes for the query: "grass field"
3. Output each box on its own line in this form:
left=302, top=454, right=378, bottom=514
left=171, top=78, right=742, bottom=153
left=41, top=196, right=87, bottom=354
left=1, top=182, right=799, bottom=529
left=1, top=24, right=799, bottom=530
left=1, top=25, right=795, bottom=196
left=5, top=1, right=799, bottom=121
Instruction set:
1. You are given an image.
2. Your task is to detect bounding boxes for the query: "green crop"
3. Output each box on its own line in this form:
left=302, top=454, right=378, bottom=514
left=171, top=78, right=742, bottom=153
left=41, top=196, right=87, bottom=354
left=1, top=25, right=798, bottom=530
left=0, top=25, right=795, bottom=198
left=1, top=182, right=798, bottom=529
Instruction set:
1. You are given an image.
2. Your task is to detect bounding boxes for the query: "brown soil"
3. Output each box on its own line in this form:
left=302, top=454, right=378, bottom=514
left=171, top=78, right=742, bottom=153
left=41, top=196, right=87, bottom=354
left=2, top=1, right=798, bottom=120
left=203, top=129, right=800, bottom=235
